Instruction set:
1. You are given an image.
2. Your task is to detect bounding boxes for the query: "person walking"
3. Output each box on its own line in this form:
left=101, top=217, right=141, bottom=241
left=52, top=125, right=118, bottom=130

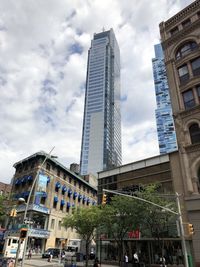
left=124, top=253, right=129, bottom=267
left=28, top=248, right=32, bottom=259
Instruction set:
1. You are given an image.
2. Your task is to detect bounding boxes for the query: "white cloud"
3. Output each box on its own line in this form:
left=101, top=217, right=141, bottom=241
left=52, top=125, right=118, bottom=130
left=0, top=0, right=193, bottom=183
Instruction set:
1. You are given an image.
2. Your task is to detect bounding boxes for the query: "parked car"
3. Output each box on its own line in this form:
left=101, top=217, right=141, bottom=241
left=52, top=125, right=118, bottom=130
left=42, top=248, right=60, bottom=258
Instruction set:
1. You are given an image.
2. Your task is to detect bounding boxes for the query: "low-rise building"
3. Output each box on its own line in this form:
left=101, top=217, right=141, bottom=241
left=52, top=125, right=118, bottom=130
left=7, top=151, right=97, bottom=252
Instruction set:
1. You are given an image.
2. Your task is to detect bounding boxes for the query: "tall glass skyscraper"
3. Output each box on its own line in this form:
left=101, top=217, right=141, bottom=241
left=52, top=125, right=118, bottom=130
left=152, top=44, right=177, bottom=154
left=80, top=29, right=122, bottom=176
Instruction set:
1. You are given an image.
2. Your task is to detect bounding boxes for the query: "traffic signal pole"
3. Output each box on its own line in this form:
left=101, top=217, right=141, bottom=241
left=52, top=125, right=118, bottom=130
left=103, top=189, right=189, bottom=267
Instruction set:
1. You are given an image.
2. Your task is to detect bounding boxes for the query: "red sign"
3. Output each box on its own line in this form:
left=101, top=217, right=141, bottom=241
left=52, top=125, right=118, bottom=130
left=128, top=229, right=140, bottom=239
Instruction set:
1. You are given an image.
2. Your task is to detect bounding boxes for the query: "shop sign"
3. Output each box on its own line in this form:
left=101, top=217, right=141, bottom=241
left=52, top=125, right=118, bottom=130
left=28, top=229, right=50, bottom=238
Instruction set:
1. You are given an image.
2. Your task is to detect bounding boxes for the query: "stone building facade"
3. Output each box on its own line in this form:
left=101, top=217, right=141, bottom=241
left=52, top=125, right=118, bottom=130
left=7, top=151, right=97, bottom=252
left=159, top=0, right=200, bottom=265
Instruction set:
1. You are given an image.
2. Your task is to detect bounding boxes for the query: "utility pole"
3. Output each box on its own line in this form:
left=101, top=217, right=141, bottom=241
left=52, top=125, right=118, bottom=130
left=103, top=189, right=189, bottom=267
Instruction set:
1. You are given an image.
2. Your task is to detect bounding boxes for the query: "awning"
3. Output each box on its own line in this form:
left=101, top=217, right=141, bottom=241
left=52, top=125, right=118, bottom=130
left=22, top=191, right=30, bottom=197
left=62, top=185, right=67, bottom=193
left=47, top=176, right=50, bottom=183
left=27, top=175, right=33, bottom=181
left=78, top=194, right=82, bottom=200
left=15, top=179, right=21, bottom=185
left=87, top=198, right=90, bottom=204
left=68, top=189, right=72, bottom=196
left=61, top=199, right=65, bottom=205
left=55, top=182, right=61, bottom=189
left=67, top=202, right=71, bottom=208
left=54, top=196, right=58, bottom=202
left=21, top=176, right=26, bottom=183
left=83, top=195, right=86, bottom=201
left=92, top=201, right=96, bottom=205
left=41, top=192, right=47, bottom=198
left=73, top=192, right=78, bottom=198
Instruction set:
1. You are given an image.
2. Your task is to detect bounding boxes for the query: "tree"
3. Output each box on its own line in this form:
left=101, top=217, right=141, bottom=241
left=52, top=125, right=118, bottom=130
left=62, top=205, right=103, bottom=267
left=100, top=184, right=177, bottom=265
left=137, top=184, right=177, bottom=262
left=100, top=195, right=143, bottom=266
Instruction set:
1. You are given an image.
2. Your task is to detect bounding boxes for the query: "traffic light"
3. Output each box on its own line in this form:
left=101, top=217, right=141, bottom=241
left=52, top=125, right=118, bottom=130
left=20, top=228, right=28, bottom=240
left=102, top=194, right=107, bottom=205
left=10, top=209, right=17, bottom=217
left=188, top=223, right=194, bottom=235
left=13, top=209, right=17, bottom=217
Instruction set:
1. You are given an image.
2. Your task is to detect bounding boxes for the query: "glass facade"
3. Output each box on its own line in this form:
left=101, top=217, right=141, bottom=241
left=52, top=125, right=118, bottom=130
left=152, top=44, right=177, bottom=154
left=80, top=29, right=122, bottom=176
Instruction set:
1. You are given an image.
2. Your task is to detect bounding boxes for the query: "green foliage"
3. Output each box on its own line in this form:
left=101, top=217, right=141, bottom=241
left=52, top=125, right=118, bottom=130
left=63, top=205, right=103, bottom=267
left=63, top=205, right=103, bottom=241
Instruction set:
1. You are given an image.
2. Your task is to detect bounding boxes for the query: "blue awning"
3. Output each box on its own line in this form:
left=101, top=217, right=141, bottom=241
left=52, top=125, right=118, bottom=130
left=21, top=191, right=30, bottom=197
left=87, top=198, right=90, bottom=203
left=78, top=194, right=82, bottom=199
left=41, top=192, right=47, bottom=198
left=27, top=175, right=33, bottom=181
left=73, top=192, right=78, bottom=198
left=83, top=195, right=86, bottom=201
left=47, top=176, right=50, bottom=183
left=61, top=199, right=65, bottom=205
left=92, top=201, right=96, bottom=205
left=62, top=185, right=67, bottom=192
left=15, top=179, right=20, bottom=185
left=67, top=202, right=71, bottom=208
left=68, top=189, right=72, bottom=195
left=55, top=182, right=61, bottom=189
left=54, top=196, right=58, bottom=202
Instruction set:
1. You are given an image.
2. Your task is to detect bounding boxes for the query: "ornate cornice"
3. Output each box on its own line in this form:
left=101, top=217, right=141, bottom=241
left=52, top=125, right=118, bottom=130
left=185, top=142, right=200, bottom=153
left=162, top=20, right=200, bottom=49
left=175, top=105, right=200, bottom=119
left=164, top=0, right=200, bottom=30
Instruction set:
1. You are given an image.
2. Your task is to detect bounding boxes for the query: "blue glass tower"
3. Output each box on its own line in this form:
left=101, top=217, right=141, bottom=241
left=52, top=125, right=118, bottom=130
left=152, top=44, right=177, bottom=154
left=80, top=29, right=122, bottom=176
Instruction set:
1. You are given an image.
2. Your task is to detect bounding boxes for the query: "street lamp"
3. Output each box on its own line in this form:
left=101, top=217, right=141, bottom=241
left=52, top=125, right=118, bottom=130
left=14, top=147, right=56, bottom=267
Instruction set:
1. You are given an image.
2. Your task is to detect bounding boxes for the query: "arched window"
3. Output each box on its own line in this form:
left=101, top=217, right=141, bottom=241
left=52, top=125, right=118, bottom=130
left=189, top=123, right=200, bottom=144
left=176, top=41, right=198, bottom=60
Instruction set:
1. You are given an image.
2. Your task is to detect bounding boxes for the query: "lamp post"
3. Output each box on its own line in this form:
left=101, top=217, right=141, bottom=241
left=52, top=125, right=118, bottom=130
left=103, top=189, right=189, bottom=267
left=14, top=147, right=55, bottom=267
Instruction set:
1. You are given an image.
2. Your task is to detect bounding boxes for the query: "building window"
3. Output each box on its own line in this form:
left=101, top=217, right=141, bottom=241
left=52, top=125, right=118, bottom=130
left=63, top=174, right=66, bottom=180
left=69, top=177, right=72, bottom=184
left=51, top=219, right=55, bottom=229
left=182, top=18, right=191, bottom=28
left=189, top=123, right=200, bottom=144
left=176, top=41, right=198, bottom=60
left=191, top=57, right=200, bottom=76
left=58, top=221, right=62, bottom=230
left=57, top=169, right=60, bottom=177
left=170, top=26, right=179, bottom=36
left=31, top=161, right=35, bottom=169
left=178, top=65, right=189, bottom=84
left=46, top=163, right=51, bottom=171
left=196, top=85, right=200, bottom=102
left=183, top=90, right=195, bottom=109
left=53, top=201, right=57, bottom=209
left=74, top=180, right=76, bottom=186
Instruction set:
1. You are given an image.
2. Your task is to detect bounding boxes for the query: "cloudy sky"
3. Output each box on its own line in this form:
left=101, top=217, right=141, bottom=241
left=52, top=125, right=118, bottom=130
left=0, top=0, right=193, bottom=183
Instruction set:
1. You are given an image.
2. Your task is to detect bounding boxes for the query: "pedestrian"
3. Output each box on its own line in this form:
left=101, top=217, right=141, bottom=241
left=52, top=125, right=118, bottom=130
left=48, top=252, right=53, bottom=262
left=8, top=259, right=15, bottom=267
left=28, top=248, right=32, bottom=259
left=124, top=253, right=129, bottom=267
left=93, top=257, right=99, bottom=267
left=133, top=251, right=139, bottom=267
